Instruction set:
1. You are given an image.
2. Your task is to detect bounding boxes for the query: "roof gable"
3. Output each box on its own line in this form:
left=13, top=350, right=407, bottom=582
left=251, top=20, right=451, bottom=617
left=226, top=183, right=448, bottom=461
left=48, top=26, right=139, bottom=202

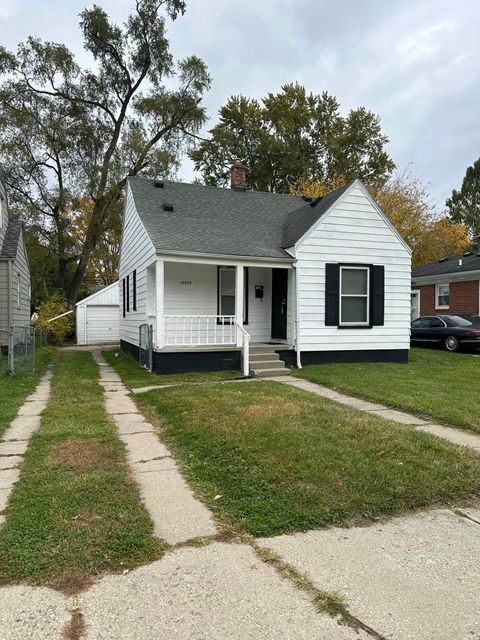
left=76, top=281, right=119, bottom=306
left=282, top=182, right=354, bottom=248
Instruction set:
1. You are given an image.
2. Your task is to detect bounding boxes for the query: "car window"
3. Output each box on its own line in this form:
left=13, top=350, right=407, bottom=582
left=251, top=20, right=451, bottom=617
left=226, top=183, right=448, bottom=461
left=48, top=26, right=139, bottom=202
left=430, top=318, right=445, bottom=328
left=446, top=315, right=480, bottom=327
left=412, top=317, right=433, bottom=328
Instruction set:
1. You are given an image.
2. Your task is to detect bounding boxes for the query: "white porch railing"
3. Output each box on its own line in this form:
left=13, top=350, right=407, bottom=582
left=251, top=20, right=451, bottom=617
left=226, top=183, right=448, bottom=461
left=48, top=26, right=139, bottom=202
left=164, top=315, right=236, bottom=346
left=163, top=315, right=250, bottom=376
left=233, top=319, right=250, bottom=377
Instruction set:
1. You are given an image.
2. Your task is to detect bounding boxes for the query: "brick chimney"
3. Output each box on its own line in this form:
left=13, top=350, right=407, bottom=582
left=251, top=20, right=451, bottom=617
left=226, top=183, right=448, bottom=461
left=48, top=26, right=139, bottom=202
left=230, top=160, right=246, bottom=190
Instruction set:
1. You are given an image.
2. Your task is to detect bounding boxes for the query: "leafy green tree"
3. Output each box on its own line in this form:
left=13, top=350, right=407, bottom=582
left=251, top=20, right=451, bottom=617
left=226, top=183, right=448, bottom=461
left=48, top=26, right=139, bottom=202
left=446, top=158, right=480, bottom=240
left=0, top=0, right=210, bottom=304
left=190, top=83, right=395, bottom=192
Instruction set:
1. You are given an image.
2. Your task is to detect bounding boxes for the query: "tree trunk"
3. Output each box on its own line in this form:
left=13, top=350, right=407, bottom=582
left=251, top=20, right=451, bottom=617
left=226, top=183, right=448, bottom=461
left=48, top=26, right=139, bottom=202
left=67, top=187, right=122, bottom=305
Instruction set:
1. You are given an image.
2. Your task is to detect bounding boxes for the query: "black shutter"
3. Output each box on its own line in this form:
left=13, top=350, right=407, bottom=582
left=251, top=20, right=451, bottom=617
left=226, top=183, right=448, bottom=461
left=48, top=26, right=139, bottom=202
left=325, top=263, right=340, bottom=326
left=370, top=265, right=385, bottom=326
left=132, top=270, right=137, bottom=311
left=122, top=279, right=126, bottom=318
left=126, top=275, right=130, bottom=312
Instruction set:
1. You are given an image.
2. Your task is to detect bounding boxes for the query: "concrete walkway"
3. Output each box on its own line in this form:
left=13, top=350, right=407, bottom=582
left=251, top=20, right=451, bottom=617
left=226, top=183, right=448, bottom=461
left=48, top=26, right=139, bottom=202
left=258, top=507, right=480, bottom=640
left=92, top=351, right=218, bottom=544
left=0, top=369, right=52, bottom=527
left=278, top=375, right=480, bottom=450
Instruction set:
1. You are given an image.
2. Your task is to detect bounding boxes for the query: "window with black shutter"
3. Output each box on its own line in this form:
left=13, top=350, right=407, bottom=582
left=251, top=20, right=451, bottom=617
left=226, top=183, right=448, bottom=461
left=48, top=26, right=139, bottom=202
left=122, top=278, right=126, bottom=318
left=132, top=270, right=137, bottom=311
left=325, top=263, right=385, bottom=327
left=370, top=265, right=385, bottom=326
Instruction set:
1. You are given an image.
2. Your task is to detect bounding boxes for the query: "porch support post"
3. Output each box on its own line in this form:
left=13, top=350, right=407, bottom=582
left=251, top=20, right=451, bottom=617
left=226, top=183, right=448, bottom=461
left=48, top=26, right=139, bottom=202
left=235, top=264, right=244, bottom=347
left=294, top=262, right=302, bottom=369
left=155, top=259, right=165, bottom=349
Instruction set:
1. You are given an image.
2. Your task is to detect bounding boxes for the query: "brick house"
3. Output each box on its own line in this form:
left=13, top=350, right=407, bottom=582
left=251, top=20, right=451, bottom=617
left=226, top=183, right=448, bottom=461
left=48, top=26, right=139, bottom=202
left=411, top=252, right=480, bottom=319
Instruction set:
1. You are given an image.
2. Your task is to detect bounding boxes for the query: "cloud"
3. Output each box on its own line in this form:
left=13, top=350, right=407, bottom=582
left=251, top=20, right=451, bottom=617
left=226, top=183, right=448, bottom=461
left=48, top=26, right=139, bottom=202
left=1, top=0, right=479, bottom=207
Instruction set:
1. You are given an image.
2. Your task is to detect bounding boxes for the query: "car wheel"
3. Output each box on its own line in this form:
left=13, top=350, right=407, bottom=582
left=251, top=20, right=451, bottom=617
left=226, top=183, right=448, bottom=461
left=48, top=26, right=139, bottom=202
left=444, top=335, right=459, bottom=352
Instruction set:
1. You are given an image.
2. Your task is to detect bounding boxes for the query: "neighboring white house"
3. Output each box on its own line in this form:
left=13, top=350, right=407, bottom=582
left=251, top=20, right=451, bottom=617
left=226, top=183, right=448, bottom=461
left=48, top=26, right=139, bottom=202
left=76, top=281, right=119, bottom=345
left=118, top=164, right=411, bottom=376
left=0, top=171, right=31, bottom=345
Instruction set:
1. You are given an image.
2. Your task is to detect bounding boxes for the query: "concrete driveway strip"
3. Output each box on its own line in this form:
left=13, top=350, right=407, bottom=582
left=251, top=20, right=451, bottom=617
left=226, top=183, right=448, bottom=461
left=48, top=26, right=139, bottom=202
left=258, top=508, right=480, bottom=640
left=93, top=351, right=218, bottom=544
left=0, top=368, right=51, bottom=527
left=81, top=542, right=368, bottom=640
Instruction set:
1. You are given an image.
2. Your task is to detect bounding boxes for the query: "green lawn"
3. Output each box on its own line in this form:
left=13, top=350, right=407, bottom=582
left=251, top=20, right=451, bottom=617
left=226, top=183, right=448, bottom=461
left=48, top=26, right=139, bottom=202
left=0, top=351, right=165, bottom=593
left=294, top=348, right=480, bottom=434
left=136, top=381, right=480, bottom=537
left=102, top=348, right=243, bottom=388
left=0, top=347, right=53, bottom=438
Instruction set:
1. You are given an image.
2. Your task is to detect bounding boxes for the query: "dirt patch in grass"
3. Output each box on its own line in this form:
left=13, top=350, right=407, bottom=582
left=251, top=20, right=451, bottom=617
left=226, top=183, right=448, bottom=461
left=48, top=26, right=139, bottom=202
left=48, top=440, right=116, bottom=471
left=51, top=570, right=95, bottom=596
left=62, top=612, right=87, bottom=640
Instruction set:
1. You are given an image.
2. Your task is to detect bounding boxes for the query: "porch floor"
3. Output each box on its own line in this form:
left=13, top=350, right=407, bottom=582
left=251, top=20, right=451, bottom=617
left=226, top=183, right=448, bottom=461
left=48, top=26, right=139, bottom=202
left=157, top=342, right=293, bottom=353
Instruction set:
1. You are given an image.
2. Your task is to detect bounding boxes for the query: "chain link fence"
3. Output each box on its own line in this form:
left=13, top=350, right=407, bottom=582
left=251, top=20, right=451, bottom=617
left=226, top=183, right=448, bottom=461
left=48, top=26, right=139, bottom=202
left=139, top=323, right=153, bottom=373
left=0, top=326, right=38, bottom=376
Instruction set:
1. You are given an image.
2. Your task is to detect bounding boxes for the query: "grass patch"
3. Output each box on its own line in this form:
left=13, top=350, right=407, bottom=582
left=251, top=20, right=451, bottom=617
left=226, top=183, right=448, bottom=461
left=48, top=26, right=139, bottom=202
left=0, top=351, right=165, bottom=592
left=102, top=348, right=243, bottom=388
left=294, top=348, right=480, bottom=434
left=135, top=381, right=480, bottom=538
left=0, top=347, right=53, bottom=438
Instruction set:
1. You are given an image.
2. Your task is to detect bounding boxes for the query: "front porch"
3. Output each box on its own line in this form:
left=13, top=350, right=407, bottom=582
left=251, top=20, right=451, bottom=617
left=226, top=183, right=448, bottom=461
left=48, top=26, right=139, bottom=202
left=144, top=258, right=296, bottom=375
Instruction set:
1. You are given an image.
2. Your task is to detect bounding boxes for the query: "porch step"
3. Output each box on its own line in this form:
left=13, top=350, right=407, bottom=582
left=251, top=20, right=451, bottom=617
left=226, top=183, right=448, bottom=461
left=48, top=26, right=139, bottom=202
left=250, top=344, right=278, bottom=355
left=249, top=344, right=289, bottom=378
left=250, top=367, right=289, bottom=378
left=250, top=359, right=284, bottom=370
left=250, top=352, right=281, bottom=363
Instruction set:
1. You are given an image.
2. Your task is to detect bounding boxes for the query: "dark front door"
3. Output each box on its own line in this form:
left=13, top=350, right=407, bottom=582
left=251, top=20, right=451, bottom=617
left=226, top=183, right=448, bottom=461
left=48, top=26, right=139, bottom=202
left=271, top=269, right=288, bottom=340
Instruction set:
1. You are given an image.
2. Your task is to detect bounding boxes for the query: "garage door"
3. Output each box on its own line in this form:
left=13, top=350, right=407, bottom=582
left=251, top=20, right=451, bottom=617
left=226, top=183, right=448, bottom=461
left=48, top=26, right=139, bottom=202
left=86, top=305, right=119, bottom=344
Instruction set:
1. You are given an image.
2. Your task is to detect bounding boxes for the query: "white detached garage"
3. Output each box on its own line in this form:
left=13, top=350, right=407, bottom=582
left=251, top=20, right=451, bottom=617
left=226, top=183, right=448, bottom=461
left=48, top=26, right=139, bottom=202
left=76, top=281, right=120, bottom=345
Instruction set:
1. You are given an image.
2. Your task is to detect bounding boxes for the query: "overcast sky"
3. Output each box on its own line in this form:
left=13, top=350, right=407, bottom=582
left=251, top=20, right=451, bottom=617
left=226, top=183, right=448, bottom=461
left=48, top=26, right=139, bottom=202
left=1, top=0, right=479, bottom=209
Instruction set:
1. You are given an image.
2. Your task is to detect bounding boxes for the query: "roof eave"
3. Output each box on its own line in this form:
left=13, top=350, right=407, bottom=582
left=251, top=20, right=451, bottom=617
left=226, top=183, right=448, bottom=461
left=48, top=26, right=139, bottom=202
left=155, top=248, right=294, bottom=263
left=412, top=269, right=480, bottom=284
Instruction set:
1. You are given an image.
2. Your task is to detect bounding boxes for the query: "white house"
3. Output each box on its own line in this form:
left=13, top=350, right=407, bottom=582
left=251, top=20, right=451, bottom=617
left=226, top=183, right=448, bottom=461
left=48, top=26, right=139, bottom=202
left=76, top=281, right=119, bottom=345
left=118, top=164, right=411, bottom=376
left=0, top=171, right=31, bottom=345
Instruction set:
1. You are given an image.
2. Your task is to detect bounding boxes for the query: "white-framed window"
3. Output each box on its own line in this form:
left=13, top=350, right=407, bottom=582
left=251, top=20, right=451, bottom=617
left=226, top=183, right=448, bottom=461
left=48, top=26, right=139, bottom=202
left=217, top=266, right=248, bottom=323
left=339, top=266, right=370, bottom=326
left=435, top=283, right=449, bottom=309
left=218, top=267, right=235, bottom=317
left=16, top=273, right=21, bottom=308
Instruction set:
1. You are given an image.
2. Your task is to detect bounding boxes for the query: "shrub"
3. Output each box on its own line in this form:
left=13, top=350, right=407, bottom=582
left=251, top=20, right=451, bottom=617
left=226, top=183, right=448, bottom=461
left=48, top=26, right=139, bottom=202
left=33, top=296, right=74, bottom=345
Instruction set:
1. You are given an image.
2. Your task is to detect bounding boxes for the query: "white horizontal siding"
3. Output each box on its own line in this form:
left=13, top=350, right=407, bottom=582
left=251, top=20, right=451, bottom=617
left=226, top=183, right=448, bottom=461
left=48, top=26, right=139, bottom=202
left=10, top=233, right=30, bottom=328
left=119, top=184, right=156, bottom=346
left=296, top=183, right=411, bottom=353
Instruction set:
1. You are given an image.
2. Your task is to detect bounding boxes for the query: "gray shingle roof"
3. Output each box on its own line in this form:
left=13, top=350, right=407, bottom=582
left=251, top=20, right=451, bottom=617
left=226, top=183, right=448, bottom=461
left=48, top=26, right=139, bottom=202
left=0, top=220, right=22, bottom=260
left=128, top=178, right=350, bottom=259
left=412, top=252, right=480, bottom=278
